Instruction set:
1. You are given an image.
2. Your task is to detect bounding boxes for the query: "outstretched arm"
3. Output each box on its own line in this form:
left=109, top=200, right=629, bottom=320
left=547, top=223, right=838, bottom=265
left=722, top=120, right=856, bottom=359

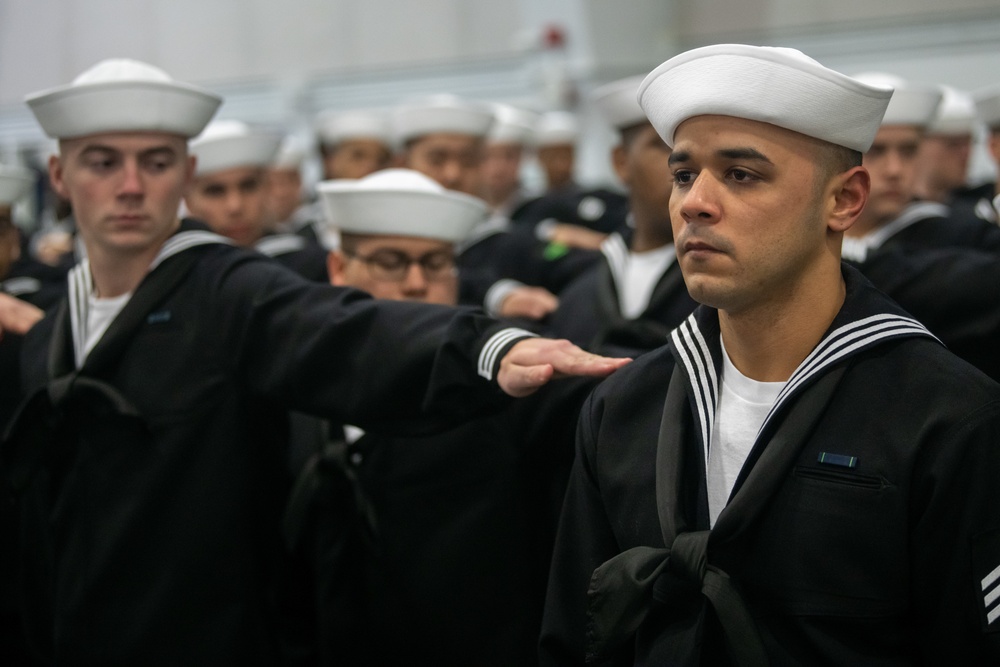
left=0, top=292, right=44, bottom=340
left=497, top=337, right=630, bottom=398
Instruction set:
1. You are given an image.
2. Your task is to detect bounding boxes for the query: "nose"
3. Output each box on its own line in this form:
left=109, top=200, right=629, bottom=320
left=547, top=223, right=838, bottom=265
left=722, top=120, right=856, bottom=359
left=118, top=159, right=144, bottom=198
left=224, top=190, right=245, bottom=216
left=677, top=173, right=721, bottom=225
left=439, top=159, right=463, bottom=189
left=400, top=260, right=429, bottom=296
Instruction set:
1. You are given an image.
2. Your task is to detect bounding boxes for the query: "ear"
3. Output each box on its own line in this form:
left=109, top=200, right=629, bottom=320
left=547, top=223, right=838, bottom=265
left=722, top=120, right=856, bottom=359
left=48, top=153, right=69, bottom=200
left=826, top=166, right=869, bottom=234
left=611, top=144, right=630, bottom=187
left=327, top=250, right=348, bottom=286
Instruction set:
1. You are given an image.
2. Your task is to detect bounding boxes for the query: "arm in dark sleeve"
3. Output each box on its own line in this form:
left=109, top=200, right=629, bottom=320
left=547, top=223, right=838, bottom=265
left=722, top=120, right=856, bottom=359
left=540, top=389, right=630, bottom=666
left=213, top=256, right=526, bottom=434
left=910, top=398, right=1000, bottom=664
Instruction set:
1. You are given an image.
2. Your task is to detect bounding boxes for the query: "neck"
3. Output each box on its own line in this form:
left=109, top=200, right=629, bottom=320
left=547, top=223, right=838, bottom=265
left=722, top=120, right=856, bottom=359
left=719, top=260, right=845, bottom=382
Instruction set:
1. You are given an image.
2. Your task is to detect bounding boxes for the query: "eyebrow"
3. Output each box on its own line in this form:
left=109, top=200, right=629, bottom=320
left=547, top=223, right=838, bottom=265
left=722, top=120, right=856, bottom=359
left=667, top=147, right=774, bottom=166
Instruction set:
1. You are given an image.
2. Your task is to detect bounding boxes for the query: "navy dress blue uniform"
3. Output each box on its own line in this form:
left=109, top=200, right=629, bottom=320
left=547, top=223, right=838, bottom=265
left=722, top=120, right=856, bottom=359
left=2, top=220, right=527, bottom=666
left=541, top=267, right=1000, bottom=665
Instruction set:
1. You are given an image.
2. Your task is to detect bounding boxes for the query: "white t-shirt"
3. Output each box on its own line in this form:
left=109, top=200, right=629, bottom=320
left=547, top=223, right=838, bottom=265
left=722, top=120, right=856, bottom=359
left=706, top=337, right=786, bottom=527
left=617, top=244, right=677, bottom=319
left=81, top=292, right=131, bottom=367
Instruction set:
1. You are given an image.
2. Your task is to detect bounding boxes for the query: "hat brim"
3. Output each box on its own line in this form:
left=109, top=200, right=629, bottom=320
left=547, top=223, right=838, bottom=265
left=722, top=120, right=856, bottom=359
left=27, top=80, right=221, bottom=140
left=318, top=182, right=487, bottom=243
left=192, top=133, right=283, bottom=176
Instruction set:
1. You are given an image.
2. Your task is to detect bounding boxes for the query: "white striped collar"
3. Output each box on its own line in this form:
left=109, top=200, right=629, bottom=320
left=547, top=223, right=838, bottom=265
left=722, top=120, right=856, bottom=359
left=599, top=232, right=629, bottom=292
left=255, top=233, right=307, bottom=258
left=669, top=269, right=938, bottom=470
left=68, top=228, right=232, bottom=368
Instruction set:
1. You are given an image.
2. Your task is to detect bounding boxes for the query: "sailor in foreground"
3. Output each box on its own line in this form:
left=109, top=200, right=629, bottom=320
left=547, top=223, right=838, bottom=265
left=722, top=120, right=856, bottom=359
left=842, top=72, right=1000, bottom=263
left=286, top=168, right=596, bottom=666
left=540, top=44, right=1000, bottom=665
left=547, top=75, right=696, bottom=357
left=2, top=58, right=628, bottom=666
left=186, top=119, right=330, bottom=281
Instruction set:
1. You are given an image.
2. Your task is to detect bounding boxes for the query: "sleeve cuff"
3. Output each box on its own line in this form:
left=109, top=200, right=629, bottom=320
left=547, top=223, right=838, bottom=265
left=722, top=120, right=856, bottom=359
left=477, top=327, right=539, bottom=381
left=484, top=279, right=526, bottom=317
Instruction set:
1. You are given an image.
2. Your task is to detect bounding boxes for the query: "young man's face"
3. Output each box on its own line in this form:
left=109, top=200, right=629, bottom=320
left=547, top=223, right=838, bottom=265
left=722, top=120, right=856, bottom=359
left=614, top=123, right=673, bottom=239
left=862, top=125, right=922, bottom=224
left=49, top=132, right=193, bottom=259
left=481, top=142, right=523, bottom=199
left=537, top=144, right=575, bottom=190
left=322, top=139, right=390, bottom=180
left=918, top=133, right=971, bottom=193
left=265, top=166, right=302, bottom=224
left=329, top=234, right=458, bottom=306
left=404, top=133, right=483, bottom=195
left=185, top=166, right=269, bottom=247
left=668, top=115, right=833, bottom=315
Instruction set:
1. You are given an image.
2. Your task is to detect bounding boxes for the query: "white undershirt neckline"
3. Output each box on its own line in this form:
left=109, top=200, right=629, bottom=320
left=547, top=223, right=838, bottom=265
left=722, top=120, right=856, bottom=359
left=81, top=291, right=131, bottom=366
left=706, top=336, right=786, bottom=527
left=617, top=244, right=677, bottom=319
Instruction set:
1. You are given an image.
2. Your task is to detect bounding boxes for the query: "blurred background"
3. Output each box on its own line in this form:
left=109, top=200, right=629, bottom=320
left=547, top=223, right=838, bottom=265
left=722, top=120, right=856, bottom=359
left=2, top=0, right=1000, bottom=226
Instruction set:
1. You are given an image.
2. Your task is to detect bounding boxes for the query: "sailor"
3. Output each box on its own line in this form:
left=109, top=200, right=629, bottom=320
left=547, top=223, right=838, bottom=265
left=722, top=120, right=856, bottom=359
left=481, top=103, right=537, bottom=217
left=546, top=75, right=697, bottom=357
left=914, top=86, right=979, bottom=206
left=393, top=94, right=579, bottom=322
left=541, top=44, right=1000, bottom=665
left=3, top=57, right=627, bottom=666
left=534, top=111, right=579, bottom=195
left=284, top=168, right=595, bottom=666
left=972, top=85, right=1000, bottom=223
left=265, top=134, right=312, bottom=235
left=842, top=72, right=1000, bottom=263
left=186, top=119, right=329, bottom=281
left=316, top=108, right=392, bottom=181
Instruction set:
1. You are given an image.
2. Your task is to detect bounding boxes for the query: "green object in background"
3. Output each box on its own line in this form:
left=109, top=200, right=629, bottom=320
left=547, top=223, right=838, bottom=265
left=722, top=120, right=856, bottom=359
left=544, top=242, right=569, bottom=261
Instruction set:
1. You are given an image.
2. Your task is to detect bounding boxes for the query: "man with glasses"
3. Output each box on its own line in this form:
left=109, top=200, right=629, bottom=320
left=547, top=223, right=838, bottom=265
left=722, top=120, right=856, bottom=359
left=284, top=168, right=596, bottom=665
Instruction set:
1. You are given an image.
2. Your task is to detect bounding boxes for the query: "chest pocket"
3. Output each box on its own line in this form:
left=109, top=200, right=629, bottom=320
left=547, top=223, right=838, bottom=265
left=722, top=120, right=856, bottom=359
left=738, top=463, right=907, bottom=618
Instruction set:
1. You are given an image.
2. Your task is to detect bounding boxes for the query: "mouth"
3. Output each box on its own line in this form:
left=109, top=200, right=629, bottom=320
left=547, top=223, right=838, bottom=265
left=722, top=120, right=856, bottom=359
left=681, top=238, right=724, bottom=257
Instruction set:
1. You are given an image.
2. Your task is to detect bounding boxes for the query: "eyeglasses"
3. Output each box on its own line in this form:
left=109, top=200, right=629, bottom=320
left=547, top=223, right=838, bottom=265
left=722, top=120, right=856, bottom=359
left=343, top=248, right=456, bottom=282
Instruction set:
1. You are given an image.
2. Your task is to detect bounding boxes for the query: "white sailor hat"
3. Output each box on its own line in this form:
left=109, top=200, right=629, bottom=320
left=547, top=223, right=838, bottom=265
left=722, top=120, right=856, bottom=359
left=926, top=86, right=978, bottom=136
left=592, top=75, right=648, bottom=130
left=852, top=73, right=942, bottom=129
left=317, top=168, right=487, bottom=244
left=316, top=109, right=391, bottom=146
left=26, top=58, right=221, bottom=140
left=392, top=95, right=495, bottom=146
left=486, top=104, right=538, bottom=145
left=534, top=111, right=579, bottom=146
left=973, top=85, right=1000, bottom=130
left=0, top=164, right=34, bottom=205
left=638, top=44, right=893, bottom=153
left=273, top=135, right=307, bottom=170
left=189, top=120, right=282, bottom=177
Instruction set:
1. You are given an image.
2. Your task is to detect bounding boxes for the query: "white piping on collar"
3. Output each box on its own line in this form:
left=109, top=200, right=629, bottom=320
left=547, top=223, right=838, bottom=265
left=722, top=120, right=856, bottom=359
left=255, top=233, right=307, bottom=258
left=671, top=310, right=935, bottom=469
left=69, top=229, right=232, bottom=368
left=843, top=201, right=949, bottom=262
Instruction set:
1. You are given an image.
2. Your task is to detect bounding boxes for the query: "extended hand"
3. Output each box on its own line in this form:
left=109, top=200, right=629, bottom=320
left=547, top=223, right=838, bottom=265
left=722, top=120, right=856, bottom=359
left=0, top=292, right=44, bottom=340
left=497, top=337, right=631, bottom=398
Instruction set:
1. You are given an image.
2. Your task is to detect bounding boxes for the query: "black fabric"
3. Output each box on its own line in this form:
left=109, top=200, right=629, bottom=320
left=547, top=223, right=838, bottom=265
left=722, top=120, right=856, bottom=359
left=285, top=376, right=597, bottom=667
left=547, top=246, right=697, bottom=357
left=850, top=244, right=1000, bottom=380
